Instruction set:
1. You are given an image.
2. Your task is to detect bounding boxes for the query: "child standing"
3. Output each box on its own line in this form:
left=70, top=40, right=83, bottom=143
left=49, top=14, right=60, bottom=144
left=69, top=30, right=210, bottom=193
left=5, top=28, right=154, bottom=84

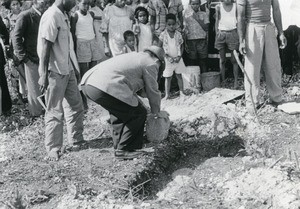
left=102, top=0, right=134, bottom=56
left=159, top=13, right=186, bottom=99
left=71, top=0, right=103, bottom=109
left=122, top=30, right=136, bottom=53
left=183, top=0, right=209, bottom=72
left=133, top=6, right=152, bottom=52
left=215, top=0, right=239, bottom=89
left=90, top=0, right=107, bottom=61
left=71, top=0, right=103, bottom=73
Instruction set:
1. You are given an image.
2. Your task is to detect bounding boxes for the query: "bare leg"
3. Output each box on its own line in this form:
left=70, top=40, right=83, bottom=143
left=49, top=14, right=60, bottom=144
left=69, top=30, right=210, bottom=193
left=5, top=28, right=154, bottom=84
left=231, top=51, right=239, bottom=89
left=219, top=48, right=226, bottom=82
left=176, top=73, right=184, bottom=95
left=164, top=77, right=172, bottom=99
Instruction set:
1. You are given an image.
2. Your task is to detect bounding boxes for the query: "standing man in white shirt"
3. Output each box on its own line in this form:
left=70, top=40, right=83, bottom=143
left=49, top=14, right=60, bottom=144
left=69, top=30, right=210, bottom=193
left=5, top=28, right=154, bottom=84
left=37, top=0, right=85, bottom=161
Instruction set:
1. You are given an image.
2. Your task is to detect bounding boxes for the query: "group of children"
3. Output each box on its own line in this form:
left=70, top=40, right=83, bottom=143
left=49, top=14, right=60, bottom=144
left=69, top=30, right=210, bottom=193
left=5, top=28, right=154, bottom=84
left=74, top=0, right=239, bottom=100
left=1, top=0, right=239, bottom=113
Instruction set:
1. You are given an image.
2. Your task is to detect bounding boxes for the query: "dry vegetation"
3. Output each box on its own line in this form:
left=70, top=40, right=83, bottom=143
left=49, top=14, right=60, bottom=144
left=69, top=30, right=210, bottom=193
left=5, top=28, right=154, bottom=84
left=1, top=65, right=300, bottom=208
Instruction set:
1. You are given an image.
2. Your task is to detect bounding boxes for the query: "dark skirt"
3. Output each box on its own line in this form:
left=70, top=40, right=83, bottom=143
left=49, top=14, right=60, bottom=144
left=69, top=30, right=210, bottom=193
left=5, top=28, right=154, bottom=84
left=0, top=44, right=12, bottom=114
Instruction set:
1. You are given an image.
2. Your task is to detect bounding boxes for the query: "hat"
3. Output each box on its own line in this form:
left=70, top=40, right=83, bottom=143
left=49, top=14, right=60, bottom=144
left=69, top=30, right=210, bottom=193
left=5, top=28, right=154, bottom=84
left=144, top=46, right=165, bottom=62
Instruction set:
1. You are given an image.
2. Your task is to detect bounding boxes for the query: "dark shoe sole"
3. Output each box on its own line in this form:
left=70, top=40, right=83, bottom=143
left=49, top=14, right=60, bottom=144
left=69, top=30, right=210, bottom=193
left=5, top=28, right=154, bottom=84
left=114, top=151, right=144, bottom=160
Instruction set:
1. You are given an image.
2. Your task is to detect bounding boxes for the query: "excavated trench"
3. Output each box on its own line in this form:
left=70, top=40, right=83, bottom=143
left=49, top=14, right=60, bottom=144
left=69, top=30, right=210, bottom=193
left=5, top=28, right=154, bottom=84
left=129, top=129, right=245, bottom=200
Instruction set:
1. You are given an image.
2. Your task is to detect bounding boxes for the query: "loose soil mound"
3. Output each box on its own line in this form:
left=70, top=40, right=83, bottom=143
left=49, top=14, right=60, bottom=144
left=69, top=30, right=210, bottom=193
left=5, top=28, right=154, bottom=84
left=1, top=74, right=300, bottom=208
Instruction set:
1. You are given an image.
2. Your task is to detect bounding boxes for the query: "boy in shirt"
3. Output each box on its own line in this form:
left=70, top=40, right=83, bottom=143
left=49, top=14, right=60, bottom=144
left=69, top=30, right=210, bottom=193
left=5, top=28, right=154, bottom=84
left=183, top=0, right=209, bottom=72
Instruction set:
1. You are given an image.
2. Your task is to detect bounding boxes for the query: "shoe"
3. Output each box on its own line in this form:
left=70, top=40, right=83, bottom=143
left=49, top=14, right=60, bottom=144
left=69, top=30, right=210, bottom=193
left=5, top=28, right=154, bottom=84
left=114, top=150, right=144, bottom=160
left=269, top=100, right=285, bottom=107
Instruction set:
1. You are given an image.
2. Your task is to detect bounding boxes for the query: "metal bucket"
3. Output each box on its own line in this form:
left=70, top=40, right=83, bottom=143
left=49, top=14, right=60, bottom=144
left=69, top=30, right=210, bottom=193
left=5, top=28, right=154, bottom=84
left=201, top=72, right=221, bottom=91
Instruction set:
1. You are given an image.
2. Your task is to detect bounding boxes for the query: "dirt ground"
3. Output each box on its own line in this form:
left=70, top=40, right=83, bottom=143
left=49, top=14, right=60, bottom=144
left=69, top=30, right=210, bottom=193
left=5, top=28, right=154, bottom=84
left=1, top=71, right=300, bottom=208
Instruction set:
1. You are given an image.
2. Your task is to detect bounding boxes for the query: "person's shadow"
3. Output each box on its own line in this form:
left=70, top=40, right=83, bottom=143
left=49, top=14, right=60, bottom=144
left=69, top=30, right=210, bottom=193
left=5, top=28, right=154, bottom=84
left=87, top=136, right=113, bottom=149
left=64, top=131, right=114, bottom=153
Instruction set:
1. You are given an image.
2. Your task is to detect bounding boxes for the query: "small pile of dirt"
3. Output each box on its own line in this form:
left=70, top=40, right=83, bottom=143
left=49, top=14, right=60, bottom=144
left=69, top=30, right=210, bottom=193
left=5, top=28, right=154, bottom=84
left=223, top=166, right=300, bottom=209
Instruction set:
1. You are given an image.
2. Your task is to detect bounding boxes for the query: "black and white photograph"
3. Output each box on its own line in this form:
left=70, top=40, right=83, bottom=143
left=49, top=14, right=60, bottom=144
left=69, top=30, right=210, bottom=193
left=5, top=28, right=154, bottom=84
left=0, top=0, right=300, bottom=208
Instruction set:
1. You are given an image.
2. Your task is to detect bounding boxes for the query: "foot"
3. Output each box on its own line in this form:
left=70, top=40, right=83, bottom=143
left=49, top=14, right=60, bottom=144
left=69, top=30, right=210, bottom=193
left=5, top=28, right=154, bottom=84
left=45, top=150, right=59, bottom=161
left=114, top=150, right=144, bottom=160
left=179, top=91, right=185, bottom=97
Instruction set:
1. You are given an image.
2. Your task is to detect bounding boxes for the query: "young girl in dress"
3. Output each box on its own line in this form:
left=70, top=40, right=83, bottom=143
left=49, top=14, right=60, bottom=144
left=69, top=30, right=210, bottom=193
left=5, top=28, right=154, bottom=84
left=90, top=0, right=106, bottom=60
left=159, top=13, right=186, bottom=99
left=133, top=6, right=152, bottom=52
left=102, top=0, right=134, bottom=56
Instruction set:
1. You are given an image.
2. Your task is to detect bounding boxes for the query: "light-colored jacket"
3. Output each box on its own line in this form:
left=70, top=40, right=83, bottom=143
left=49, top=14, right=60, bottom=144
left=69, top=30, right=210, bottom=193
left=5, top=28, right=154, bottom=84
left=81, top=52, right=161, bottom=113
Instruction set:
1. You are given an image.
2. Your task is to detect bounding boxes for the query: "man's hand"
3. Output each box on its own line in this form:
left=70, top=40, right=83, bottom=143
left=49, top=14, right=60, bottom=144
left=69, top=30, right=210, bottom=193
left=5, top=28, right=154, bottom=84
left=239, top=40, right=246, bottom=55
left=38, top=72, right=49, bottom=94
left=279, top=33, right=287, bottom=49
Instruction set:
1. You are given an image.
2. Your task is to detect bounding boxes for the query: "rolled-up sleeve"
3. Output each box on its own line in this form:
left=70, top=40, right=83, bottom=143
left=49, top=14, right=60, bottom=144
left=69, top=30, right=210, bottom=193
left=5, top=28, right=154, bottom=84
left=142, top=64, right=161, bottom=114
left=39, top=14, right=58, bottom=43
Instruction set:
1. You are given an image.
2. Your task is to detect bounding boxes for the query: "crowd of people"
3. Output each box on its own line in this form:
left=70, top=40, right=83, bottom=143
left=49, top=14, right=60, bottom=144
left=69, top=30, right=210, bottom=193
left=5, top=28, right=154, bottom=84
left=0, top=0, right=299, bottom=160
